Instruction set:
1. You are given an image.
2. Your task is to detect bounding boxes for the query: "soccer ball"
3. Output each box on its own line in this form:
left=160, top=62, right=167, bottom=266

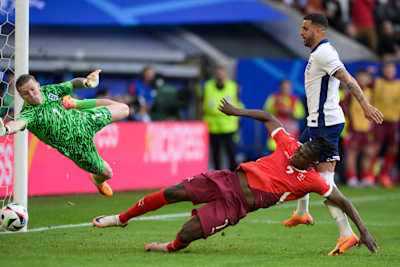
left=0, top=203, right=28, bottom=232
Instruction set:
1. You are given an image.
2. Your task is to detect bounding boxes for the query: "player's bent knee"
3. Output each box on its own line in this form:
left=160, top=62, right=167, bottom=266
left=108, top=103, right=130, bottom=122
left=164, top=183, right=188, bottom=203
left=178, top=215, right=203, bottom=243
left=119, top=103, right=129, bottom=119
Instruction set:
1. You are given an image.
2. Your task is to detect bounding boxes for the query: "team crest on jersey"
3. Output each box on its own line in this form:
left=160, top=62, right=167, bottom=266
left=48, top=93, right=59, bottom=101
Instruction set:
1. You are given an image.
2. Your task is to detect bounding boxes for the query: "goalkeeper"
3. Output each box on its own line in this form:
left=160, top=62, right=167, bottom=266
left=0, top=70, right=129, bottom=197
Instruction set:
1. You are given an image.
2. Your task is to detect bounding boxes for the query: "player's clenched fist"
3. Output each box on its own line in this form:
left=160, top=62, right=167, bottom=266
left=85, top=69, right=101, bottom=88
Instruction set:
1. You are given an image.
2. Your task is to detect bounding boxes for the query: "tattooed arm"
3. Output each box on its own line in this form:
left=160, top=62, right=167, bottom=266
left=334, top=68, right=383, bottom=124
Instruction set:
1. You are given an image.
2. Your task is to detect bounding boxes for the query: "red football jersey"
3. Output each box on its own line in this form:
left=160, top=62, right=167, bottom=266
left=239, top=128, right=332, bottom=204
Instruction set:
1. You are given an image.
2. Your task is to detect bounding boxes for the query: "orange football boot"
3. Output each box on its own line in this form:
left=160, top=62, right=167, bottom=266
left=328, top=233, right=360, bottom=256
left=283, top=211, right=314, bottom=227
left=90, top=175, right=113, bottom=197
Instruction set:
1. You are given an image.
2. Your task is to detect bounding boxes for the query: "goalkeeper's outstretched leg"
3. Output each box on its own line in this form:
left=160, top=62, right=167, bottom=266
left=63, top=96, right=130, bottom=121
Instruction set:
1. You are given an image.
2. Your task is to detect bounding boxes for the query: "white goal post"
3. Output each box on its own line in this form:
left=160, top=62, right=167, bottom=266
left=13, top=0, right=29, bottom=231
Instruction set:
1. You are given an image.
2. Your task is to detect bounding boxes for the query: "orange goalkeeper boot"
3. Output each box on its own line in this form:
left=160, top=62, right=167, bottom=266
left=62, top=95, right=77, bottom=110
left=90, top=175, right=113, bottom=197
left=283, top=211, right=314, bottom=227
left=328, top=233, right=360, bottom=256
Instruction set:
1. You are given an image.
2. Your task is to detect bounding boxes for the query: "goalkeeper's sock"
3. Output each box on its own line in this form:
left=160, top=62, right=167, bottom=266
left=119, top=189, right=168, bottom=223
left=76, top=99, right=97, bottom=109
left=167, top=234, right=191, bottom=252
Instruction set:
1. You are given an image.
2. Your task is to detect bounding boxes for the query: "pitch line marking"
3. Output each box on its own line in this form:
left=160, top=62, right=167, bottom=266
left=1, top=193, right=399, bottom=234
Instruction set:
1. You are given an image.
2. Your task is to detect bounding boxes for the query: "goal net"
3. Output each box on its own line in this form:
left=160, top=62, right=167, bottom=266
left=0, top=0, right=15, bottom=207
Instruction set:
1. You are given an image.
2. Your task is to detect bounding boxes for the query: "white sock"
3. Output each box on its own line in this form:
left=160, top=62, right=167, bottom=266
left=319, top=171, right=335, bottom=186
left=296, top=194, right=309, bottom=217
left=324, top=199, right=353, bottom=238
left=320, top=172, right=353, bottom=238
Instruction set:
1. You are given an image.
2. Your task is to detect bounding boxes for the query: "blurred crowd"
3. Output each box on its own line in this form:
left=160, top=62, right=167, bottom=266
left=340, top=62, right=400, bottom=188
left=277, top=0, right=400, bottom=60
left=263, top=62, right=400, bottom=188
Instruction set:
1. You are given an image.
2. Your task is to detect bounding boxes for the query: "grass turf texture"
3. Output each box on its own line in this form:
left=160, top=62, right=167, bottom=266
left=1, top=186, right=400, bottom=267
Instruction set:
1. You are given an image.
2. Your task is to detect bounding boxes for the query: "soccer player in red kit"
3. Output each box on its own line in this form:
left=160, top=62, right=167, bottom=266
left=92, top=99, right=378, bottom=255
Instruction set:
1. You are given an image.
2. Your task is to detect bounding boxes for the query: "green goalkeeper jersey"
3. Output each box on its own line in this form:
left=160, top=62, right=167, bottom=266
left=19, top=82, right=110, bottom=160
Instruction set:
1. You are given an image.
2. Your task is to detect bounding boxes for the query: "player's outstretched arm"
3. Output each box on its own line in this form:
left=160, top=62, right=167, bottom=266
left=218, top=98, right=283, bottom=133
left=70, top=69, right=102, bottom=90
left=326, top=187, right=378, bottom=254
left=0, top=118, right=27, bottom=136
left=333, top=68, right=383, bottom=124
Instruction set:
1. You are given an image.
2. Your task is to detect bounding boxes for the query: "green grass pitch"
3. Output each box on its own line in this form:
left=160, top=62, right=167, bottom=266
left=1, top=186, right=400, bottom=267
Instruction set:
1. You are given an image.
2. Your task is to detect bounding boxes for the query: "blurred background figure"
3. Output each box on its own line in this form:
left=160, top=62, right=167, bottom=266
left=0, top=70, right=15, bottom=121
left=344, top=22, right=359, bottom=41
left=350, top=0, right=377, bottom=52
left=96, top=87, right=111, bottom=99
left=342, top=68, right=375, bottom=187
left=378, top=20, right=400, bottom=61
left=131, top=66, right=157, bottom=122
left=372, top=62, right=400, bottom=188
left=202, top=66, right=241, bottom=170
left=263, top=79, right=305, bottom=152
left=150, top=75, right=186, bottom=121
left=323, top=0, right=344, bottom=32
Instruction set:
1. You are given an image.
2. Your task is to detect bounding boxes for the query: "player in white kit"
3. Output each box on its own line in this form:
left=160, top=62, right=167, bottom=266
left=282, top=13, right=383, bottom=256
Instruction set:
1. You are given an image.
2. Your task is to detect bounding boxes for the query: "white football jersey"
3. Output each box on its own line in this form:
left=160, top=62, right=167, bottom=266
left=304, top=39, right=345, bottom=127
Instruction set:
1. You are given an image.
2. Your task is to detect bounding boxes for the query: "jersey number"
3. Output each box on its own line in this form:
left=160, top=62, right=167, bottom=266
left=285, top=165, right=294, bottom=174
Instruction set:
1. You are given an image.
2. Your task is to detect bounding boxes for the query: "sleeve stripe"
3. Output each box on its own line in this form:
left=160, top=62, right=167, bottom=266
left=329, top=65, right=344, bottom=76
left=271, top=127, right=285, bottom=138
left=323, top=184, right=333, bottom=197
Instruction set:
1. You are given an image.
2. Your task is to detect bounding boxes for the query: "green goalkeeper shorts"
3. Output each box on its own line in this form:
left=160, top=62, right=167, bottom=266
left=62, top=106, right=112, bottom=175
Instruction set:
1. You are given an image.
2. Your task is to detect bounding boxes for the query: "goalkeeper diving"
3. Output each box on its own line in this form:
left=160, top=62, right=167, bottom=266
left=0, top=70, right=130, bottom=197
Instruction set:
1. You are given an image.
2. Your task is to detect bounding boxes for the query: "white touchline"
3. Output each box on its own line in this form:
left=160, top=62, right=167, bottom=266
left=1, top=193, right=399, bottom=234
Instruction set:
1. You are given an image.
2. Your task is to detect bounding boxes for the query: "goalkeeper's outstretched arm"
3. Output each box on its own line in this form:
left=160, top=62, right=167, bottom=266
left=70, top=69, right=101, bottom=90
left=0, top=118, right=26, bottom=136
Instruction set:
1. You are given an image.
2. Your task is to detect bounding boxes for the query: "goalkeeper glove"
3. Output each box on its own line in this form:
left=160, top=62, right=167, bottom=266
left=0, top=118, right=10, bottom=137
left=85, top=69, right=101, bottom=88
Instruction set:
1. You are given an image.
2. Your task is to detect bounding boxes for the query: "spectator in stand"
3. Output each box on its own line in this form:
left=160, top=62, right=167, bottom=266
left=344, top=22, right=359, bottom=40
left=323, top=0, right=344, bottom=31
left=263, top=79, right=305, bottom=152
left=378, top=20, right=400, bottom=61
left=350, top=0, right=377, bottom=52
left=374, top=0, right=391, bottom=31
left=374, top=0, right=400, bottom=27
left=342, top=68, right=375, bottom=187
left=202, top=66, right=241, bottom=171
left=131, top=66, right=157, bottom=122
left=372, top=62, right=400, bottom=188
left=304, top=0, right=324, bottom=14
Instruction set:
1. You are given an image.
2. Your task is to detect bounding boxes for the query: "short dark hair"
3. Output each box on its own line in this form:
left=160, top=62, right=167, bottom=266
left=356, top=67, right=368, bottom=75
left=304, top=13, right=328, bottom=29
left=16, top=74, right=35, bottom=90
left=305, top=136, right=336, bottom=162
left=382, top=60, right=395, bottom=69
